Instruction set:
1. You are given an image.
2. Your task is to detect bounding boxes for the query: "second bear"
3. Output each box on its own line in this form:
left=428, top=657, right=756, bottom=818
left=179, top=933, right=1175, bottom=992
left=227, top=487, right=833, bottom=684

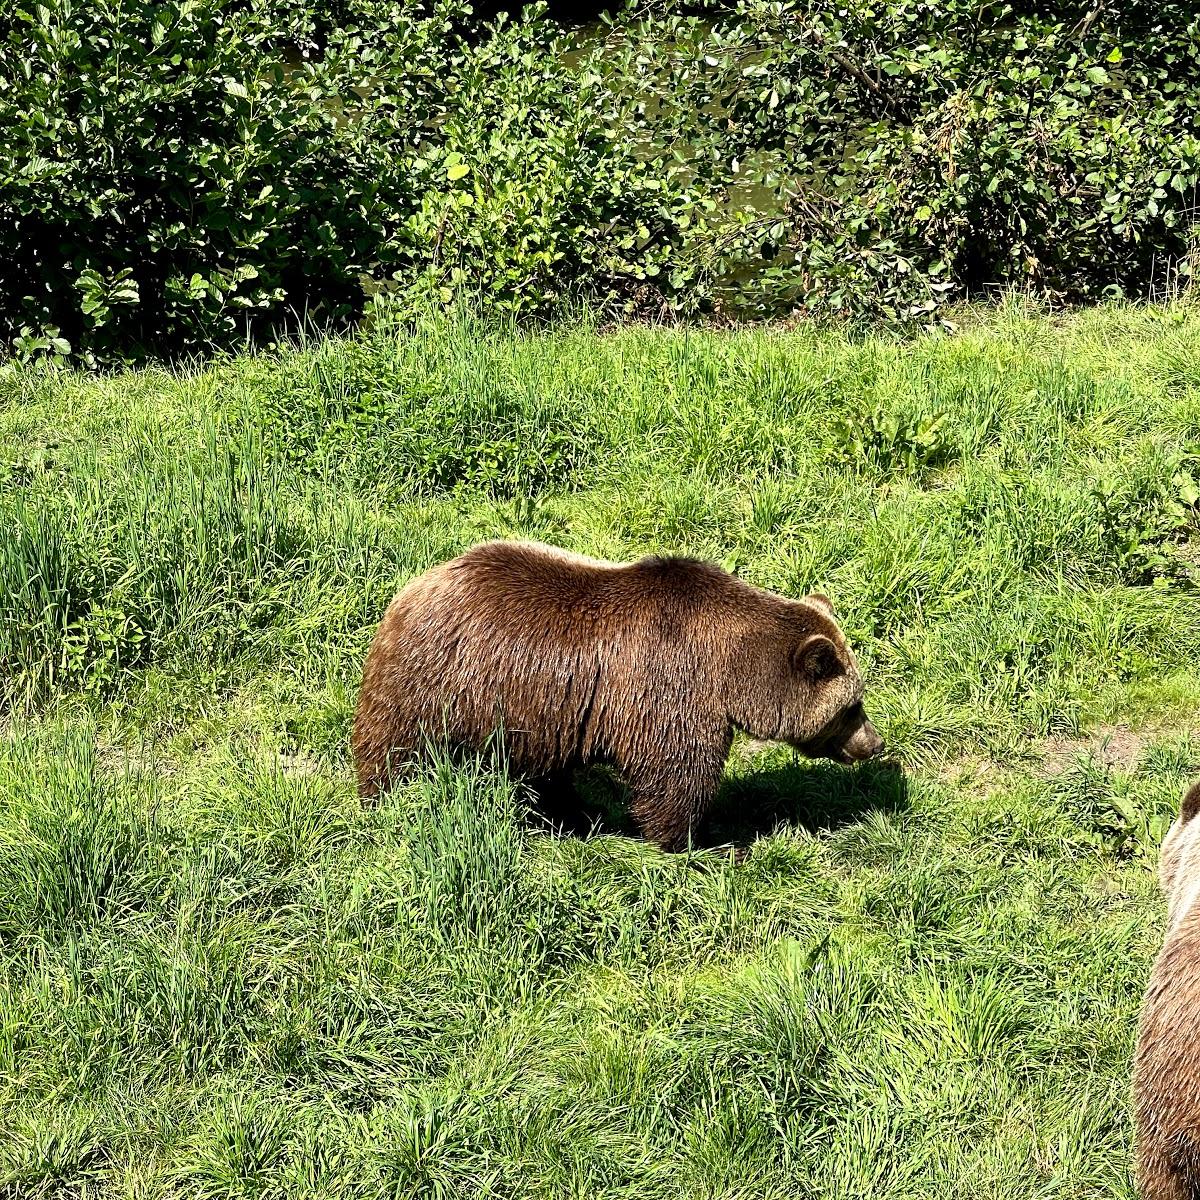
left=1135, top=780, right=1200, bottom=1199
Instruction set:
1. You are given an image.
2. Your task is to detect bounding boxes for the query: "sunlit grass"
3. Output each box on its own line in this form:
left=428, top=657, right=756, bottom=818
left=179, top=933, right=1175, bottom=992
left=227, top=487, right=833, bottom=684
left=1, top=299, right=1198, bottom=1196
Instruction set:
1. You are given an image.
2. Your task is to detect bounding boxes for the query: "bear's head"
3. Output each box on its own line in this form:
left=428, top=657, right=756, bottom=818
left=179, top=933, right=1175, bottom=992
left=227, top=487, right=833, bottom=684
left=731, top=592, right=884, bottom=765
left=1160, top=781, right=1200, bottom=932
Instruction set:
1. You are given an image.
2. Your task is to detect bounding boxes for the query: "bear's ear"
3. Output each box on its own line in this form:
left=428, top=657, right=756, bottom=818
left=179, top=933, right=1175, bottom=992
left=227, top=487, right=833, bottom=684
left=792, top=633, right=842, bottom=681
left=806, top=593, right=836, bottom=618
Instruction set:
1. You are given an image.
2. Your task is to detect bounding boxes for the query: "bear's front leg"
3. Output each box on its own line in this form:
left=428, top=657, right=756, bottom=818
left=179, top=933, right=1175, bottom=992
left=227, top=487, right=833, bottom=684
left=625, top=756, right=726, bottom=853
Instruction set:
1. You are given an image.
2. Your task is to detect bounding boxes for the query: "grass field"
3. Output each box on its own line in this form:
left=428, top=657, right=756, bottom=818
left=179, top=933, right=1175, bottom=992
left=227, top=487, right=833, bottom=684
left=2, top=301, right=1200, bottom=1198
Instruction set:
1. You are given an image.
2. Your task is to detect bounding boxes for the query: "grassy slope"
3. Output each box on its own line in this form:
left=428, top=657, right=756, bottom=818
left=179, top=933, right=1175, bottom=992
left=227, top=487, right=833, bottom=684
left=2, top=302, right=1200, bottom=1198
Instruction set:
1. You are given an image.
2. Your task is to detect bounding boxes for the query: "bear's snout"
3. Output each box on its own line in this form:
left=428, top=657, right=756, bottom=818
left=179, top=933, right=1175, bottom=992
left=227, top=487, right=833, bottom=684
left=841, top=716, right=884, bottom=762
left=791, top=708, right=884, bottom=765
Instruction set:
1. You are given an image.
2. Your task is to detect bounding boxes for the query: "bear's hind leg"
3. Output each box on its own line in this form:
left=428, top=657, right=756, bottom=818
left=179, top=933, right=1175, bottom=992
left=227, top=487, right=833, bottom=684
left=351, top=706, right=425, bottom=801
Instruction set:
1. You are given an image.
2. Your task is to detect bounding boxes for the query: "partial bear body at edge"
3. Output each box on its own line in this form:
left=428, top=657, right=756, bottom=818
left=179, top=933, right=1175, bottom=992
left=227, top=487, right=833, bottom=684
left=1135, top=782, right=1200, bottom=1200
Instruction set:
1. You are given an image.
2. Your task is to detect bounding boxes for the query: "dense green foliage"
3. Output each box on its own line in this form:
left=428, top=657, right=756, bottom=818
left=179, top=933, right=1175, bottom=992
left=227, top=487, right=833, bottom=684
left=686, top=0, right=1200, bottom=320
left=4, top=0, right=1200, bottom=358
left=1, top=305, right=1199, bottom=1195
left=0, top=0, right=702, bottom=360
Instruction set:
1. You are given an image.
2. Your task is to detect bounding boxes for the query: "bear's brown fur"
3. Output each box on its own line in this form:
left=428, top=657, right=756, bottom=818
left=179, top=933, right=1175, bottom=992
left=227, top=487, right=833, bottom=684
left=1135, top=780, right=1200, bottom=1199
left=351, top=540, right=883, bottom=850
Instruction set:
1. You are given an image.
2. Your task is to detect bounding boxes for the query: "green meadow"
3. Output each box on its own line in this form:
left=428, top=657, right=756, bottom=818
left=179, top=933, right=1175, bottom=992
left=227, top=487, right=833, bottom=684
left=2, top=301, right=1200, bottom=1198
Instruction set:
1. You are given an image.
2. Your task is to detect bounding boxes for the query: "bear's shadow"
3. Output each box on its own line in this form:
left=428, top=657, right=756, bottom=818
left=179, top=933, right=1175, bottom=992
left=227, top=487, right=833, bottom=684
left=526, top=753, right=909, bottom=853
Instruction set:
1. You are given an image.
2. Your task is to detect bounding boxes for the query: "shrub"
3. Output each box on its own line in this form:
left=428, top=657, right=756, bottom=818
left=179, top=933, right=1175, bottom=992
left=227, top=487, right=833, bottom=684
left=0, top=0, right=707, bottom=360
left=2, top=0, right=377, bottom=358
left=673, top=0, right=1200, bottom=320
left=5, top=0, right=1200, bottom=357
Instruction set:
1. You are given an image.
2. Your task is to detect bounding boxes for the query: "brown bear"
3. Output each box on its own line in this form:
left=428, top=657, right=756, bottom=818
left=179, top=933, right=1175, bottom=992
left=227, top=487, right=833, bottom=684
left=1135, top=780, right=1200, bottom=1199
left=351, top=540, right=884, bottom=850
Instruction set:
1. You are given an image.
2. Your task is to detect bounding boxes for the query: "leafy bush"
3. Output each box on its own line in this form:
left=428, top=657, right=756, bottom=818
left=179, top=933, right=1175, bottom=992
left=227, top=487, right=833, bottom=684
left=3, top=0, right=372, bottom=357
left=662, top=0, right=1200, bottom=321
left=0, top=0, right=707, bottom=360
left=4, top=0, right=1200, bottom=357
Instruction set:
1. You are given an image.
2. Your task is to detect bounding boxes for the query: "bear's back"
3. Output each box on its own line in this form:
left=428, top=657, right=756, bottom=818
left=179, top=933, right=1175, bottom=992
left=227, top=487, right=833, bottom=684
left=438, top=540, right=741, bottom=633
left=355, top=541, right=746, bottom=781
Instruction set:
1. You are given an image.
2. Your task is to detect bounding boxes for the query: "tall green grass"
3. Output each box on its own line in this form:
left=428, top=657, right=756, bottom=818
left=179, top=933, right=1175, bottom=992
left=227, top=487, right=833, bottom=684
left=1, top=300, right=1198, bottom=1196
